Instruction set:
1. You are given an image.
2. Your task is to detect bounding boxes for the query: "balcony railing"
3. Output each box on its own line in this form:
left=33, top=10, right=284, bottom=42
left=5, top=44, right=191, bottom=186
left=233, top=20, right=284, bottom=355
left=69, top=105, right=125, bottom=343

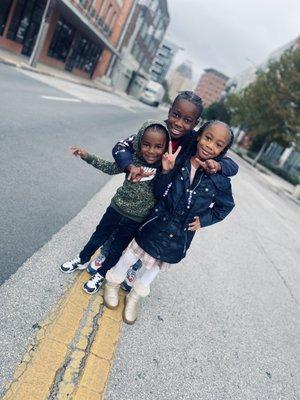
left=69, top=0, right=113, bottom=39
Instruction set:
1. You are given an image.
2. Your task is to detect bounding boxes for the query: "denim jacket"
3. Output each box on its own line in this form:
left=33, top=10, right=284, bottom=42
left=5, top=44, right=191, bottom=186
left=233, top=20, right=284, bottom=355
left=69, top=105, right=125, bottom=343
left=134, top=159, right=235, bottom=263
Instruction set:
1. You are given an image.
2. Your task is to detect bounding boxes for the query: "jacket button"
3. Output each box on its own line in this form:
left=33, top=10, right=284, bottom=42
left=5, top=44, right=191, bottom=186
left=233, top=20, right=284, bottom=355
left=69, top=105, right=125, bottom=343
left=181, top=167, right=185, bottom=171
left=180, top=177, right=183, bottom=180
left=169, top=234, right=173, bottom=238
left=184, top=228, right=187, bottom=231
left=186, top=189, right=189, bottom=192
left=193, top=191, right=196, bottom=194
left=155, top=208, right=158, bottom=212
left=205, top=188, right=209, bottom=192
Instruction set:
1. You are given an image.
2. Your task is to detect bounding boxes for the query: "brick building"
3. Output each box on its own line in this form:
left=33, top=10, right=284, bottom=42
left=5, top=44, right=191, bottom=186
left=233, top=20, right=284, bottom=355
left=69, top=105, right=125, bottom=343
left=110, top=0, right=169, bottom=94
left=195, top=68, right=229, bottom=108
left=0, top=0, right=134, bottom=80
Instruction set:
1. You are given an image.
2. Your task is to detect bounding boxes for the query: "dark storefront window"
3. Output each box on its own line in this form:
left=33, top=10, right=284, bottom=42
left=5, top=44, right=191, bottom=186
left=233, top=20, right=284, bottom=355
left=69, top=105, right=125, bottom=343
left=0, top=0, right=13, bottom=36
left=73, top=35, right=102, bottom=74
left=6, top=0, right=46, bottom=56
left=48, top=18, right=75, bottom=62
left=65, top=33, right=102, bottom=76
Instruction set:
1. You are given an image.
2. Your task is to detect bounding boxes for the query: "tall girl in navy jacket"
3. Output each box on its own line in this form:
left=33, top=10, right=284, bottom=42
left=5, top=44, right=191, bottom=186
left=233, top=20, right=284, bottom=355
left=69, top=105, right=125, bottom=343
left=104, top=121, right=235, bottom=324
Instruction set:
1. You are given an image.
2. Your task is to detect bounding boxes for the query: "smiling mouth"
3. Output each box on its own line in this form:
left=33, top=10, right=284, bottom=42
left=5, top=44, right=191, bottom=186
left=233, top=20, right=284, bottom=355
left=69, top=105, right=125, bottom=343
left=171, top=129, right=183, bottom=136
left=200, top=148, right=212, bottom=157
left=145, top=156, right=157, bottom=162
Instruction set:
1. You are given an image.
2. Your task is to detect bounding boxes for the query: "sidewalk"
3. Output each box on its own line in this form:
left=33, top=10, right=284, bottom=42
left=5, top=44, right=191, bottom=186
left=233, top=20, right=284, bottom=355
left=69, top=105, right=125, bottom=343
left=230, top=150, right=300, bottom=205
left=0, top=47, right=114, bottom=95
left=1, top=175, right=126, bottom=400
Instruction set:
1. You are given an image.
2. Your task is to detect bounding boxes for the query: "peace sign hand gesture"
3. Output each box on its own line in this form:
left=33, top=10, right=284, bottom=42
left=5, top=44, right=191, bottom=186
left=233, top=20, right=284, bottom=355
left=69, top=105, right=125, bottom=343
left=162, top=142, right=182, bottom=173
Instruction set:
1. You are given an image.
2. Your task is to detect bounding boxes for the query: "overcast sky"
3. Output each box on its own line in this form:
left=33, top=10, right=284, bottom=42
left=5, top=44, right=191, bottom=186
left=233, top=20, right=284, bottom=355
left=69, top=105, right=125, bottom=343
left=166, top=0, right=300, bottom=81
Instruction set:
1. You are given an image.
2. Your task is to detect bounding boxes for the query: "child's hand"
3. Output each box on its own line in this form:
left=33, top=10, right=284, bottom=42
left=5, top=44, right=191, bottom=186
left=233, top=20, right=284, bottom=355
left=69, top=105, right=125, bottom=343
left=162, top=142, right=182, bottom=172
left=127, top=165, right=154, bottom=182
left=70, top=146, right=88, bottom=159
left=188, top=216, right=201, bottom=231
left=195, top=158, right=221, bottom=174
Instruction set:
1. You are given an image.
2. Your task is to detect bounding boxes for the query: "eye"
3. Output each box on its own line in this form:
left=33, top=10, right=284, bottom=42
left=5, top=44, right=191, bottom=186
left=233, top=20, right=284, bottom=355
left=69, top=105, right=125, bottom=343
left=172, top=112, right=180, bottom=117
left=183, top=118, right=192, bottom=123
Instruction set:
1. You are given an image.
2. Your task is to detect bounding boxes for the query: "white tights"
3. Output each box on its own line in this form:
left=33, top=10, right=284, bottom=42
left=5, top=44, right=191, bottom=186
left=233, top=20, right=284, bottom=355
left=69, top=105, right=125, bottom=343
left=109, top=248, right=160, bottom=289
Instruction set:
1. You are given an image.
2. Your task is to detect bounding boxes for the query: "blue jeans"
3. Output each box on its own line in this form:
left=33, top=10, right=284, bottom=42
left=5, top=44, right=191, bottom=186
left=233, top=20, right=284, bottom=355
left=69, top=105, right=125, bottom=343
left=79, top=206, right=141, bottom=276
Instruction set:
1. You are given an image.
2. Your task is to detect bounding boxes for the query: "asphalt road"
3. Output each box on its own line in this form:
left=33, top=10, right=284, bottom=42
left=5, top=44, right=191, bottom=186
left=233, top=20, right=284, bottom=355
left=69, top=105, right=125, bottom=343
left=0, top=64, right=299, bottom=399
left=0, top=64, right=163, bottom=285
left=105, top=155, right=300, bottom=400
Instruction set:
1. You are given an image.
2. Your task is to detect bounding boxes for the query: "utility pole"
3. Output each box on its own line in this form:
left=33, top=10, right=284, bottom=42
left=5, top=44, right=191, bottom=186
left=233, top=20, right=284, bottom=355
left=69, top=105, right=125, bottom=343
left=29, top=0, right=56, bottom=68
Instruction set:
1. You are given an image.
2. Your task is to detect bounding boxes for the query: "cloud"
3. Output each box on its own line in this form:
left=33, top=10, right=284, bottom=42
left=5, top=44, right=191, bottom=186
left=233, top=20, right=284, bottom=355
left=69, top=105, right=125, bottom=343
left=166, top=0, right=300, bottom=80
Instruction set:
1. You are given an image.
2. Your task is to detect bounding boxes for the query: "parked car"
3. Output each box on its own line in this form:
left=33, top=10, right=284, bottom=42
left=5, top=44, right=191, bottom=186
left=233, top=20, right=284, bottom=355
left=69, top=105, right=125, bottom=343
left=139, top=80, right=165, bottom=107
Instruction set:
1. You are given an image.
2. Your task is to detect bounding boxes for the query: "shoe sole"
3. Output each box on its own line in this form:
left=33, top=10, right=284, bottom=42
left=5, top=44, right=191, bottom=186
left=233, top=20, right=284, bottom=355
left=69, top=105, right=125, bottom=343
left=59, top=264, right=87, bottom=274
left=82, top=283, right=101, bottom=295
left=104, top=300, right=118, bottom=310
left=122, top=297, right=137, bottom=325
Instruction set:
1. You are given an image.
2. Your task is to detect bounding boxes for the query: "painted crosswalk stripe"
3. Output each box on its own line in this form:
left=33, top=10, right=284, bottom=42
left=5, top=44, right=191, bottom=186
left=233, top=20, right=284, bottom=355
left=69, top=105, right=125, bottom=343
left=41, top=95, right=81, bottom=102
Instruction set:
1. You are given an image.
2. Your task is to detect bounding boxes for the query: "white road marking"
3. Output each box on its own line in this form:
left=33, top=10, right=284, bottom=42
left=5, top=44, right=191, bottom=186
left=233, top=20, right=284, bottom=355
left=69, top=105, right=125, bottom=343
left=41, top=95, right=81, bottom=102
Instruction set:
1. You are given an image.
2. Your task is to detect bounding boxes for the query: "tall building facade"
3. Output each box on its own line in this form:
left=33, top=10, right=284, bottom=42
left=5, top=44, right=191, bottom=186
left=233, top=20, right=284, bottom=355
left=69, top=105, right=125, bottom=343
left=167, top=60, right=195, bottom=101
left=111, top=0, right=169, bottom=94
left=0, top=0, right=134, bottom=80
left=149, top=38, right=180, bottom=83
left=195, top=68, right=229, bottom=108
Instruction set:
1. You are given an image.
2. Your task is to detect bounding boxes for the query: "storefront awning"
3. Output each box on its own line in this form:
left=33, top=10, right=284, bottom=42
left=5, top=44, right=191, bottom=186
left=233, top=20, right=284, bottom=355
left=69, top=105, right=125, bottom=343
left=57, top=0, right=120, bottom=57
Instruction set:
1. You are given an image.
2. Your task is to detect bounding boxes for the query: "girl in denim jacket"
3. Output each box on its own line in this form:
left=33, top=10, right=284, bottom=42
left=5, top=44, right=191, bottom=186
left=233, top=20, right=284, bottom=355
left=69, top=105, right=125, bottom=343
left=103, top=121, right=235, bottom=324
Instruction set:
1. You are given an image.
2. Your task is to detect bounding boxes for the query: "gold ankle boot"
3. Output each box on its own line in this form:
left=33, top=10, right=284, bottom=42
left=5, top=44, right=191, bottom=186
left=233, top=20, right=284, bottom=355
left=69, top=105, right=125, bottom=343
left=123, top=290, right=140, bottom=325
left=104, top=281, right=120, bottom=309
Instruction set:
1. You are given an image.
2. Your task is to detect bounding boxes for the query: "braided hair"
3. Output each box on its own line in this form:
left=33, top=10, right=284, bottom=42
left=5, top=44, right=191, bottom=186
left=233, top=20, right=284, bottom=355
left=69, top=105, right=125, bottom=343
left=173, top=91, right=204, bottom=119
left=197, top=120, right=234, bottom=158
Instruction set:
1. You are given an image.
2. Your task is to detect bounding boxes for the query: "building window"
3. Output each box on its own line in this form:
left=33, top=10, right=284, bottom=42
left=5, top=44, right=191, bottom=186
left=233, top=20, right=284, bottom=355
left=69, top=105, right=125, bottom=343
left=48, top=18, right=75, bottom=62
left=70, top=34, right=102, bottom=74
left=0, top=0, right=13, bottom=36
left=7, top=0, right=46, bottom=56
left=109, top=11, right=117, bottom=31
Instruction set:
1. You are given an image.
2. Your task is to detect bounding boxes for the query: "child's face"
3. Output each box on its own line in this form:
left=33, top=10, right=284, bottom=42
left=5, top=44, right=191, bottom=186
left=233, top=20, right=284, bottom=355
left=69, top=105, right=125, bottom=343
left=140, top=129, right=167, bottom=164
left=196, top=123, right=230, bottom=160
left=167, top=99, right=199, bottom=140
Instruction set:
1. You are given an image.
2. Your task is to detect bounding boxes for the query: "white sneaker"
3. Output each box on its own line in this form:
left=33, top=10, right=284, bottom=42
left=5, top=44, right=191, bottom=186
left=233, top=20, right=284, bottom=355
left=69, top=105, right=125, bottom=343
left=60, top=255, right=88, bottom=274
left=82, top=273, right=104, bottom=294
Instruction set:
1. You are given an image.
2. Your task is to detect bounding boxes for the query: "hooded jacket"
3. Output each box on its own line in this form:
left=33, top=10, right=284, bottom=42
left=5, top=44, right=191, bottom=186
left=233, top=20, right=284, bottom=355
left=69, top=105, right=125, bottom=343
left=82, top=120, right=169, bottom=222
left=134, top=157, right=235, bottom=263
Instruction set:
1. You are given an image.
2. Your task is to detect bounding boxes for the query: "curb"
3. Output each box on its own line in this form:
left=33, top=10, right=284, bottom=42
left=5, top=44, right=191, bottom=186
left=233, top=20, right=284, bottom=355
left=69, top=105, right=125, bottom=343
left=0, top=56, right=113, bottom=94
left=2, top=270, right=125, bottom=400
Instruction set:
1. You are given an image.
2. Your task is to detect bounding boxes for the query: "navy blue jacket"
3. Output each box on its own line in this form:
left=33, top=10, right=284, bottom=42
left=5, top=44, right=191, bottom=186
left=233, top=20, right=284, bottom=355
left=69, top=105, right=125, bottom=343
left=112, top=130, right=239, bottom=177
left=134, top=159, right=235, bottom=264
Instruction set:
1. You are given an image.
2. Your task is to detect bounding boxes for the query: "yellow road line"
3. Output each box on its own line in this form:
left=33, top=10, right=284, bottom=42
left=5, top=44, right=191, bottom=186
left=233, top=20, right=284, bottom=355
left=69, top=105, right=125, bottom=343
left=2, top=271, right=125, bottom=400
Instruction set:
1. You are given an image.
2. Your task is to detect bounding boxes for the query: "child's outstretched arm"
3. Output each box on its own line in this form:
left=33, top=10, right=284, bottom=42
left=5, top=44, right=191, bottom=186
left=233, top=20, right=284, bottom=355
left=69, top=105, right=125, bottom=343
left=112, top=135, right=150, bottom=182
left=219, top=157, right=239, bottom=177
left=112, top=135, right=135, bottom=170
left=71, top=147, right=123, bottom=175
left=197, top=157, right=239, bottom=177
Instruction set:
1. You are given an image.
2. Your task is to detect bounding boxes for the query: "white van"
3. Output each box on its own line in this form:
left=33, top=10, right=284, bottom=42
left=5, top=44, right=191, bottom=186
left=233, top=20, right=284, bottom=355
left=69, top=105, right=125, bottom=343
left=140, top=80, right=165, bottom=107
